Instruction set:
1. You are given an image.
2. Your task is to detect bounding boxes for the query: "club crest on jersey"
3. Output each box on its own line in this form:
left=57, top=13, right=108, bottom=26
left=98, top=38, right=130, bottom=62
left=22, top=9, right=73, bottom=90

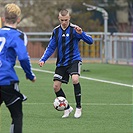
left=66, top=33, right=69, bottom=37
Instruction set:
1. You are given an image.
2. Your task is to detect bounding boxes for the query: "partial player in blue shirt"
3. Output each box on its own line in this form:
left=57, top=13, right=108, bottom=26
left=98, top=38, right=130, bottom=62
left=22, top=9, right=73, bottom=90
left=0, top=27, right=35, bottom=85
left=39, top=24, right=93, bottom=67
left=0, top=3, right=36, bottom=133
left=39, top=9, right=93, bottom=119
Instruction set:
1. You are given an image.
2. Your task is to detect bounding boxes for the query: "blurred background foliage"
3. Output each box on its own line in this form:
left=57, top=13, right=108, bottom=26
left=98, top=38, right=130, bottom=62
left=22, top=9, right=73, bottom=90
left=0, top=0, right=133, bottom=32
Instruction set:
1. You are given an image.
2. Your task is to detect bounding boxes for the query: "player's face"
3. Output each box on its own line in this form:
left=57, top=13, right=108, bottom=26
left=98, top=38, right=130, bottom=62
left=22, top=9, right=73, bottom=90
left=58, top=14, right=70, bottom=29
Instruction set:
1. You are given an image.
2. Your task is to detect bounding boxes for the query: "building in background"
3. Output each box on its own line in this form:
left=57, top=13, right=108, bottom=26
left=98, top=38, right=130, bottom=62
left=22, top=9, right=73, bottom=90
left=92, top=0, right=133, bottom=32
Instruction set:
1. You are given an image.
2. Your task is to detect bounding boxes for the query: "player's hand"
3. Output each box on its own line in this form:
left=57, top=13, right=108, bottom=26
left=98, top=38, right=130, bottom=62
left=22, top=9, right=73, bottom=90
left=75, top=26, right=83, bottom=34
left=26, top=76, right=36, bottom=82
left=39, top=61, right=44, bottom=67
left=31, top=76, right=36, bottom=82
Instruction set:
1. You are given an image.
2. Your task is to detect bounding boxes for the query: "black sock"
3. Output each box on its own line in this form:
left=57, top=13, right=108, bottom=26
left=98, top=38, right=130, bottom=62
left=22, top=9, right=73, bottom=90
left=73, top=83, right=81, bottom=108
left=55, top=88, right=70, bottom=109
left=8, top=100, right=23, bottom=133
left=55, top=88, right=66, bottom=98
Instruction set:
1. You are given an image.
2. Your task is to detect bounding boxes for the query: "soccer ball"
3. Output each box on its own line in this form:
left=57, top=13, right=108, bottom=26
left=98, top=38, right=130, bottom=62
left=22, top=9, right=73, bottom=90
left=53, top=97, right=68, bottom=111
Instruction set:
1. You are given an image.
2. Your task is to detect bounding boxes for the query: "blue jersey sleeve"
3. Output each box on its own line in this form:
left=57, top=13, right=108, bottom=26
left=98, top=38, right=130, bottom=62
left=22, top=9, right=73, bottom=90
left=15, top=33, right=35, bottom=80
left=75, top=31, right=93, bottom=45
left=20, top=59, right=35, bottom=80
left=40, top=31, right=57, bottom=62
left=81, top=32, right=93, bottom=44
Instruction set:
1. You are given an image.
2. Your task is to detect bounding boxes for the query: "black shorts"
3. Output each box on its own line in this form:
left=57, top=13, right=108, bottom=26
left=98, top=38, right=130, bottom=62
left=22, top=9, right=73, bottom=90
left=0, top=83, right=26, bottom=106
left=53, top=60, right=82, bottom=84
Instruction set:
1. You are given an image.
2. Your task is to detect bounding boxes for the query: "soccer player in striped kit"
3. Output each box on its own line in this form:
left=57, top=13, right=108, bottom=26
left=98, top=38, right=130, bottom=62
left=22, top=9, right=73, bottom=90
left=0, top=3, right=36, bottom=133
left=39, top=9, right=93, bottom=118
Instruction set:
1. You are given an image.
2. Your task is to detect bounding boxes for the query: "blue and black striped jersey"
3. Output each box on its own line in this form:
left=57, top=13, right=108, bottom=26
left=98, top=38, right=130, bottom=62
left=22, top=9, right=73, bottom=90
left=0, top=26, right=35, bottom=85
left=40, top=23, right=93, bottom=67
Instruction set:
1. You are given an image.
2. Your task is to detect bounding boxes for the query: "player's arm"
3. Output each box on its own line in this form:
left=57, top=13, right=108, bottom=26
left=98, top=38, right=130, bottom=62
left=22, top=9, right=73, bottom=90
left=39, top=31, right=57, bottom=67
left=75, top=26, right=93, bottom=44
left=80, top=32, right=93, bottom=44
left=75, top=26, right=83, bottom=34
left=19, top=58, right=36, bottom=81
left=15, top=33, right=36, bottom=82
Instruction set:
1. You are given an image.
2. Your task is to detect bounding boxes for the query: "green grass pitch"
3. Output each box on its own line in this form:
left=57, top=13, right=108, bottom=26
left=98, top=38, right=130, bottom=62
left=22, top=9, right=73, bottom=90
left=0, top=63, right=132, bottom=133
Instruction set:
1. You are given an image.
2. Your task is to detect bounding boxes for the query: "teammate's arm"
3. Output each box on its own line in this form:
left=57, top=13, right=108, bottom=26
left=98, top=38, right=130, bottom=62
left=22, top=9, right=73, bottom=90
left=15, top=34, right=36, bottom=82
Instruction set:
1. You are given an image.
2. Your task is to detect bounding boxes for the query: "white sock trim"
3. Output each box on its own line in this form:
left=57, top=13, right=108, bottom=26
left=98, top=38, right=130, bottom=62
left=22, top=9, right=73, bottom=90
left=10, top=124, right=14, bottom=133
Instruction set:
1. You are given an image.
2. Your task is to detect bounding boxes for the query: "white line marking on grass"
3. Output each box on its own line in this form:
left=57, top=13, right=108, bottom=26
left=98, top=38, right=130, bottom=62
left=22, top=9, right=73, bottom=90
left=23, top=102, right=133, bottom=106
left=15, top=66, right=133, bottom=88
left=1, top=102, right=132, bottom=106
left=80, top=76, right=133, bottom=88
left=85, top=103, right=133, bottom=106
left=15, top=66, right=54, bottom=74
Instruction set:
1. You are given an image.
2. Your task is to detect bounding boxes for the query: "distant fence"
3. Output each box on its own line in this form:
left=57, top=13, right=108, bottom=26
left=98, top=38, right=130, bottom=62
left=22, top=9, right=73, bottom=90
left=26, top=32, right=133, bottom=65
left=112, top=33, right=133, bottom=64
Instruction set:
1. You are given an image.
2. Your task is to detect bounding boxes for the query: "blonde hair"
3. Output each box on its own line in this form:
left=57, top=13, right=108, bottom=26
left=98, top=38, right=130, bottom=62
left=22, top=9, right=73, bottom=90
left=4, top=3, right=21, bottom=24
left=59, top=9, right=69, bottom=16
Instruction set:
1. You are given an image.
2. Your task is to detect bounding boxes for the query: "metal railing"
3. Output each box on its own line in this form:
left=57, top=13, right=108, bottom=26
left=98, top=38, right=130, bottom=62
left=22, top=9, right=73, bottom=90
left=112, top=33, right=133, bottom=64
left=26, top=32, right=133, bottom=65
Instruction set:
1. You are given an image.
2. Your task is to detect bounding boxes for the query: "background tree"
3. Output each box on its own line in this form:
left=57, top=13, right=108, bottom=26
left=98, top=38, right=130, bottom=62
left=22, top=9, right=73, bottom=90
left=0, top=0, right=132, bottom=32
left=18, top=0, right=99, bottom=32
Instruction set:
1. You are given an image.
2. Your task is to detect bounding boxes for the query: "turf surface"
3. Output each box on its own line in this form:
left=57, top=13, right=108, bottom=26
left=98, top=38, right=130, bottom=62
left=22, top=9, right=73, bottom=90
left=0, top=63, right=132, bottom=133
